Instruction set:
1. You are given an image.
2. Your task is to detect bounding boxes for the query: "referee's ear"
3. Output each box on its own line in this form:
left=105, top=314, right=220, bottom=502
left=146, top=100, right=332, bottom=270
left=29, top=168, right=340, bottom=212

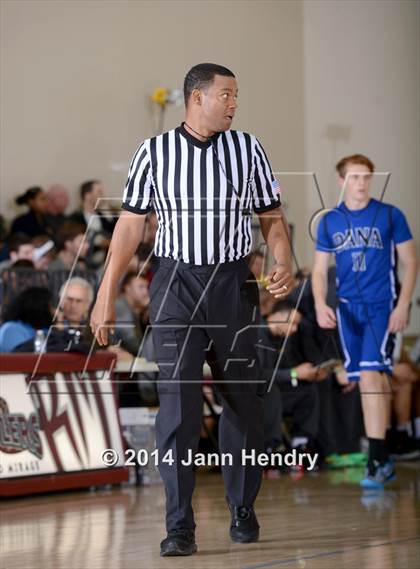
left=192, top=89, right=202, bottom=106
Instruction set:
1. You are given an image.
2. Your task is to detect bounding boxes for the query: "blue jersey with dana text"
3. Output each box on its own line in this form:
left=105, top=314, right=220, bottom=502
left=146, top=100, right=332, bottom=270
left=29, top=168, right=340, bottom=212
left=316, top=198, right=412, bottom=303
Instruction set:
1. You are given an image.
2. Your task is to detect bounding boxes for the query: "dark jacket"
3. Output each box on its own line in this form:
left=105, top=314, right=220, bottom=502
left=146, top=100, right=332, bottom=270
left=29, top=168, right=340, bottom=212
left=256, top=317, right=325, bottom=384
left=10, top=211, right=51, bottom=238
left=69, top=209, right=116, bottom=235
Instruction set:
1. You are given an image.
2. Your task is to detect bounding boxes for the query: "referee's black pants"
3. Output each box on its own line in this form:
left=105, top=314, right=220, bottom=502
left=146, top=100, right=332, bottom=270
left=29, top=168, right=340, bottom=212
left=149, top=257, right=264, bottom=532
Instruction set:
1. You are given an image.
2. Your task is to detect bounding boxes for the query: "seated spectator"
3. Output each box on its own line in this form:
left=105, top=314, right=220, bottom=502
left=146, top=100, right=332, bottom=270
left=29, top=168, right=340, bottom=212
left=0, top=243, right=52, bottom=316
left=0, top=259, right=39, bottom=306
left=48, top=222, right=89, bottom=271
left=411, top=338, right=420, bottom=450
left=0, top=233, right=54, bottom=272
left=57, top=277, right=94, bottom=327
left=0, top=286, right=53, bottom=352
left=291, top=265, right=364, bottom=463
left=70, top=180, right=117, bottom=249
left=10, top=187, right=51, bottom=238
left=114, top=272, right=150, bottom=355
left=45, top=183, right=70, bottom=232
left=0, top=215, right=7, bottom=262
left=257, top=300, right=328, bottom=462
left=69, top=180, right=116, bottom=266
left=0, top=233, right=34, bottom=271
left=98, top=244, right=155, bottom=284
left=52, top=277, right=95, bottom=351
left=31, top=236, right=56, bottom=270
left=113, top=275, right=157, bottom=406
left=10, top=259, right=34, bottom=269
left=388, top=336, right=420, bottom=460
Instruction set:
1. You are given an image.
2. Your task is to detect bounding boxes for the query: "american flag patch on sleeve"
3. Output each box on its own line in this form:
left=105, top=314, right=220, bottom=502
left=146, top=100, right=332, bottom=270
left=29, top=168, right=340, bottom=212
left=271, top=178, right=282, bottom=195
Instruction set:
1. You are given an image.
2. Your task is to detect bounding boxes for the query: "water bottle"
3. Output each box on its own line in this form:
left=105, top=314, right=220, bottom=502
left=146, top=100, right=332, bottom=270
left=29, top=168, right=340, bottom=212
left=34, top=330, right=46, bottom=354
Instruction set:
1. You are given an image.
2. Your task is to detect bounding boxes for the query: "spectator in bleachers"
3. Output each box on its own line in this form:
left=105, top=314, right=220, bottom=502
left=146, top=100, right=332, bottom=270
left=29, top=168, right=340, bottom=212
left=10, top=187, right=51, bottom=238
left=10, top=259, right=34, bottom=269
left=69, top=180, right=116, bottom=267
left=31, top=236, right=55, bottom=270
left=0, top=215, right=7, bottom=262
left=114, top=272, right=150, bottom=355
left=0, top=286, right=53, bottom=352
left=257, top=300, right=328, bottom=462
left=112, top=272, right=157, bottom=406
left=57, top=277, right=94, bottom=327
left=48, top=222, right=89, bottom=271
left=411, top=338, right=420, bottom=451
left=0, top=233, right=34, bottom=271
left=70, top=179, right=116, bottom=235
left=42, top=277, right=97, bottom=353
left=0, top=233, right=55, bottom=272
left=285, top=265, right=365, bottom=465
left=389, top=338, right=420, bottom=460
left=45, top=184, right=70, bottom=232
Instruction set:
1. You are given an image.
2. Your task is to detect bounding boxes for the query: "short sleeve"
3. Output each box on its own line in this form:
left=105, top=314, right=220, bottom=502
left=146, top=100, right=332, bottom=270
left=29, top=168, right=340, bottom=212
left=0, top=322, right=33, bottom=352
left=121, top=141, right=154, bottom=214
left=316, top=214, right=332, bottom=252
left=251, top=137, right=281, bottom=213
left=391, top=206, right=413, bottom=244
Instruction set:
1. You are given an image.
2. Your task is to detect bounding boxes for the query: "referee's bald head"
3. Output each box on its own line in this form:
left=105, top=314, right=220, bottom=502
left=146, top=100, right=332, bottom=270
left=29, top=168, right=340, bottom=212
left=184, top=63, right=235, bottom=107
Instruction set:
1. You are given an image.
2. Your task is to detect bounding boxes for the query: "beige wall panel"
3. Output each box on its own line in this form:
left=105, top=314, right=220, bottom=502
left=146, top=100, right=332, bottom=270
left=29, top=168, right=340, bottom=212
left=1, top=0, right=303, bottom=217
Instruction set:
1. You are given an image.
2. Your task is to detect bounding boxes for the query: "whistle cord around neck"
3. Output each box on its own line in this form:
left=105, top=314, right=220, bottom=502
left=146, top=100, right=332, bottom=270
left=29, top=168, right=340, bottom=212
left=183, top=122, right=251, bottom=217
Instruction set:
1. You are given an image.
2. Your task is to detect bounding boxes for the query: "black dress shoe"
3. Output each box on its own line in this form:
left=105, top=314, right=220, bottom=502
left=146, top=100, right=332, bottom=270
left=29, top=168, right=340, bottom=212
left=160, top=529, right=197, bottom=556
left=229, top=504, right=260, bottom=543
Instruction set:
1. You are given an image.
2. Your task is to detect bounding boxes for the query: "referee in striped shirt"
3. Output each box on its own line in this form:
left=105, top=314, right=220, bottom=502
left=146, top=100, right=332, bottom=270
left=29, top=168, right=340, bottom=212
left=91, top=63, right=294, bottom=556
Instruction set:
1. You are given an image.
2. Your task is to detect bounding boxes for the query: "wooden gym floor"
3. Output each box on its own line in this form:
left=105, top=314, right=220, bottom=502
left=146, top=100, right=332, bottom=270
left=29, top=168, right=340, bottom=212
left=1, top=464, right=419, bottom=569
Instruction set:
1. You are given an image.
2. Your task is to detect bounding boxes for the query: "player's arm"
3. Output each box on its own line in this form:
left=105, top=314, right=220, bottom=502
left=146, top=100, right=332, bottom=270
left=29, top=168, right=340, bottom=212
left=90, top=211, right=147, bottom=345
left=388, top=239, right=417, bottom=333
left=258, top=206, right=295, bottom=298
left=312, top=250, right=337, bottom=329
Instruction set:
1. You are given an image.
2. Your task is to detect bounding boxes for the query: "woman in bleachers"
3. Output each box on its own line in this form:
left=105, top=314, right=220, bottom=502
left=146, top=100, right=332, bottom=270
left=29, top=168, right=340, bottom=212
left=9, top=187, right=50, bottom=238
left=0, top=286, right=53, bottom=352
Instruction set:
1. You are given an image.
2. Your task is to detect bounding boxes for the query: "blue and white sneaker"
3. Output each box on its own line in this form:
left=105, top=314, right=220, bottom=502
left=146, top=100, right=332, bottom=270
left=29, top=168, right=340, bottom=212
left=360, top=459, right=396, bottom=490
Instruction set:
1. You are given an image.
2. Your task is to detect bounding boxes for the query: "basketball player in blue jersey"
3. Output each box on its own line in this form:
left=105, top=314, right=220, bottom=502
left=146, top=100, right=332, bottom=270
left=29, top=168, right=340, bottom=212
left=312, top=154, right=417, bottom=489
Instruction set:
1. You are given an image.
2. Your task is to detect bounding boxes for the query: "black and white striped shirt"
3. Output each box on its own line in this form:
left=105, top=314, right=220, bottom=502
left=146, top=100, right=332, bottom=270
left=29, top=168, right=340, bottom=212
left=121, top=123, right=281, bottom=265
